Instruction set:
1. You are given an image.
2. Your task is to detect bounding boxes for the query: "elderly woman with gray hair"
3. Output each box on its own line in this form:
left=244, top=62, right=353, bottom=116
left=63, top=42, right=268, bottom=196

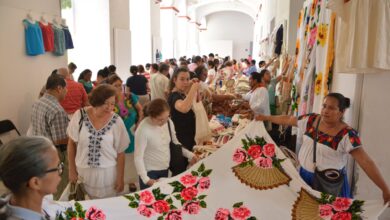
left=0, top=136, right=62, bottom=219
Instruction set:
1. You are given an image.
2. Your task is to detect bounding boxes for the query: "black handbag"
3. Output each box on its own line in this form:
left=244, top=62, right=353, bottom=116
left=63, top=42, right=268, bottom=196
left=312, top=117, right=344, bottom=196
left=167, top=121, right=188, bottom=176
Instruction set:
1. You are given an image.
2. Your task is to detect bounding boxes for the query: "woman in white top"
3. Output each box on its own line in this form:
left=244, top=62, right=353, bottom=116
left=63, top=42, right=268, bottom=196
left=134, top=99, right=198, bottom=190
left=243, top=71, right=270, bottom=116
left=67, top=84, right=130, bottom=198
left=256, top=93, right=390, bottom=202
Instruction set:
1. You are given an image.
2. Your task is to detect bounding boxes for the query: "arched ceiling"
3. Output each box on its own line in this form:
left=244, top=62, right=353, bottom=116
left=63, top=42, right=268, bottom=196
left=188, top=0, right=261, bottom=22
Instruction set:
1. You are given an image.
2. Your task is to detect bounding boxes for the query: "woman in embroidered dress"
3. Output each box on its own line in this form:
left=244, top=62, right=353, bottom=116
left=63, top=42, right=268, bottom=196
left=256, top=93, right=390, bottom=203
left=67, top=84, right=130, bottom=199
left=108, top=74, right=143, bottom=192
left=0, top=137, right=61, bottom=219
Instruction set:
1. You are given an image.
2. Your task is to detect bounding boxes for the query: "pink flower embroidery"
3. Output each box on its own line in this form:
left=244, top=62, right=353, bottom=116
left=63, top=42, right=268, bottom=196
left=331, top=211, right=352, bottom=220
left=254, top=157, right=273, bottom=169
left=85, top=206, right=106, bottom=220
left=180, top=186, right=198, bottom=201
left=180, top=174, right=197, bottom=187
left=152, top=200, right=170, bottom=214
left=137, top=204, right=154, bottom=218
left=165, top=210, right=182, bottom=220
left=247, top=145, right=262, bottom=159
left=232, top=206, right=251, bottom=220
left=183, top=201, right=201, bottom=215
left=319, top=204, right=334, bottom=218
left=233, top=149, right=247, bottom=163
left=332, top=198, right=352, bottom=212
left=139, top=190, right=155, bottom=205
left=308, top=26, right=317, bottom=47
left=214, top=208, right=230, bottom=220
left=262, top=143, right=275, bottom=157
left=197, top=177, right=211, bottom=192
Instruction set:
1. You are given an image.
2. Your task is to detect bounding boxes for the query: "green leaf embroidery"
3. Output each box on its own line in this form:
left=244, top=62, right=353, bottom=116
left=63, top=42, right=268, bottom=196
left=123, top=195, right=135, bottom=201
left=167, top=198, right=173, bottom=204
left=134, top=193, right=140, bottom=200
left=199, top=200, right=207, bottom=208
left=191, top=170, right=199, bottom=176
left=198, top=195, right=207, bottom=200
left=129, top=201, right=139, bottom=208
left=233, top=202, right=243, bottom=208
left=201, top=169, right=213, bottom=177
left=198, top=163, right=206, bottom=172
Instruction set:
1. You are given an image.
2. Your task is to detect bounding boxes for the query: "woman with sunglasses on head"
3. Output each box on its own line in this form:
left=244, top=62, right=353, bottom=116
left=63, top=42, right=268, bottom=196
left=0, top=136, right=62, bottom=219
left=67, top=84, right=130, bottom=198
left=256, top=93, right=390, bottom=204
left=134, top=99, right=198, bottom=190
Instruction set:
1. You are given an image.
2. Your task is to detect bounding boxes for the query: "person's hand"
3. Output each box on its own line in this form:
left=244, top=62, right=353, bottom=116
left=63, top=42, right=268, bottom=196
left=69, top=168, right=78, bottom=183
left=115, top=178, right=124, bottom=193
left=383, top=190, right=390, bottom=206
left=191, top=81, right=201, bottom=91
left=189, top=155, right=200, bottom=166
left=147, top=179, right=157, bottom=186
left=255, top=114, right=268, bottom=121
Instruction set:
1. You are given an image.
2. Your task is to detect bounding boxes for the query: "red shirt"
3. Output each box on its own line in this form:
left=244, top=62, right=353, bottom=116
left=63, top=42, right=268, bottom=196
left=60, top=79, right=88, bottom=114
left=39, top=22, right=54, bottom=52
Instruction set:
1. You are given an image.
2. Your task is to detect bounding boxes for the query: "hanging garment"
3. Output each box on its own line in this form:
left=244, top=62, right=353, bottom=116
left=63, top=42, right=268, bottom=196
left=39, top=22, right=54, bottom=52
left=52, top=25, right=66, bottom=56
left=328, top=0, right=390, bottom=74
left=274, top=24, right=284, bottom=55
left=62, top=25, right=74, bottom=49
left=23, top=19, right=45, bottom=56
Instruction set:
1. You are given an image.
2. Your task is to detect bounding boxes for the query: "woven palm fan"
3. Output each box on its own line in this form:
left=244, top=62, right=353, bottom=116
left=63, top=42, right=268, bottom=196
left=231, top=164, right=291, bottom=190
left=291, top=188, right=322, bottom=220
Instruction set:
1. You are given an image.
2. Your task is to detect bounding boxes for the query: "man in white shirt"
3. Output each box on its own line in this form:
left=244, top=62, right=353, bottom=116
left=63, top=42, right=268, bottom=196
left=150, top=63, right=170, bottom=100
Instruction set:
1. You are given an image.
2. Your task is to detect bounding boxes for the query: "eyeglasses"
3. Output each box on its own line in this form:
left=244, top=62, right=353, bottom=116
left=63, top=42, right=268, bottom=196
left=45, top=162, right=64, bottom=175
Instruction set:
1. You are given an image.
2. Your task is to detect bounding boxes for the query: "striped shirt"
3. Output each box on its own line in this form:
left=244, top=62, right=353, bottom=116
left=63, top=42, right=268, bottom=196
left=31, top=93, right=69, bottom=142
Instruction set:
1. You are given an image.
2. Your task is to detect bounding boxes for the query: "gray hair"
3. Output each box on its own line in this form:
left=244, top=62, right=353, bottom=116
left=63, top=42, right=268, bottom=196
left=0, top=136, right=54, bottom=194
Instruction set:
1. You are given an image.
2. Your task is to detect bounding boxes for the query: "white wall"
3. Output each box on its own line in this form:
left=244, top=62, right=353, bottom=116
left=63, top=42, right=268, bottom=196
left=199, top=11, right=253, bottom=60
left=0, top=0, right=67, bottom=134
left=109, top=0, right=130, bottom=64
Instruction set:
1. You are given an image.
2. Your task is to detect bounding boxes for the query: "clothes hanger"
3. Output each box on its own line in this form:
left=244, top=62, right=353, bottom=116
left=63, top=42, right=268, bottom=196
left=61, top=18, right=67, bottom=27
left=26, top=10, right=35, bottom=23
left=40, top=13, right=48, bottom=25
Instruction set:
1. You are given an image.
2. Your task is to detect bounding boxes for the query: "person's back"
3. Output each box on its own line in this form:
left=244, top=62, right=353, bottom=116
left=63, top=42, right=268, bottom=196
left=126, top=75, right=148, bottom=96
left=150, top=64, right=170, bottom=100
left=60, top=79, right=88, bottom=115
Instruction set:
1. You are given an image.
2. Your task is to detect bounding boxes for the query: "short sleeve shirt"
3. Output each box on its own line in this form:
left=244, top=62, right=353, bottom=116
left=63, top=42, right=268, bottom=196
left=297, top=113, right=362, bottom=172
left=67, top=109, right=130, bottom=168
left=167, top=92, right=196, bottom=138
left=126, top=75, right=148, bottom=95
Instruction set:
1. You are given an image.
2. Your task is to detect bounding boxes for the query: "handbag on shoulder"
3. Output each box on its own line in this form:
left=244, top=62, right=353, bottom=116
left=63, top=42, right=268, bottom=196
left=167, top=121, right=188, bottom=176
left=312, top=116, right=344, bottom=196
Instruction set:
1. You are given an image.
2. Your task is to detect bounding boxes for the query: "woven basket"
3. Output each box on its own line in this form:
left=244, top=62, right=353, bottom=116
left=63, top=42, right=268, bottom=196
left=231, top=164, right=291, bottom=190
left=291, top=188, right=322, bottom=220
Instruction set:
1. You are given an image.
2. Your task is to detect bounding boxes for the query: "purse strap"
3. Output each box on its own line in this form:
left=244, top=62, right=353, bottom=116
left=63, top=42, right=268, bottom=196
left=167, top=119, right=173, bottom=143
left=313, top=116, right=321, bottom=169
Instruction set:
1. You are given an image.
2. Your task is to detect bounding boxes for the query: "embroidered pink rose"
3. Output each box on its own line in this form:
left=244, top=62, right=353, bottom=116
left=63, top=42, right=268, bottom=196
left=197, top=177, right=211, bottom=192
left=180, top=174, right=197, bottom=187
left=319, top=204, right=334, bottom=218
left=86, top=206, right=106, bottom=220
left=232, top=206, right=251, bottom=220
left=331, top=211, right=352, bottom=220
left=233, top=149, right=247, bottom=163
left=262, top=143, right=275, bottom=157
left=214, top=208, right=230, bottom=220
left=308, top=26, right=317, bottom=47
left=180, top=186, right=198, bottom=201
left=332, top=198, right=352, bottom=212
left=137, top=204, right=154, bottom=218
left=165, top=210, right=182, bottom=220
left=247, top=145, right=262, bottom=159
left=152, top=200, right=170, bottom=214
left=139, top=190, right=155, bottom=205
left=183, top=201, right=201, bottom=215
left=254, top=157, right=273, bottom=169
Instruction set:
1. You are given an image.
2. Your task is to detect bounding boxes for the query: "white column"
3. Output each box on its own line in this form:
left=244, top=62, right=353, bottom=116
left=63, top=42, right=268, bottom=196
left=160, top=7, right=176, bottom=60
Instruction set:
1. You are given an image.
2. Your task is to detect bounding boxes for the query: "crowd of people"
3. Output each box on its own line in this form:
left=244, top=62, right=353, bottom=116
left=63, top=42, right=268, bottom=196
left=0, top=53, right=389, bottom=219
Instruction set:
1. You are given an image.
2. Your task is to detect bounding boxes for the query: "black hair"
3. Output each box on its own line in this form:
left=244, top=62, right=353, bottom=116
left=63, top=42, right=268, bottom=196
left=151, top=63, right=159, bottom=72
left=97, top=69, right=109, bottom=78
left=208, top=53, right=214, bottom=58
left=68, top=62, right=77, bottom=70
left=138, top=64, right=145, bottom=73
left=145, top=63, right=151, bottom=68
left=108, top=65, right=116, bottom=73
left=325, top=93, right=351, bottom=112
left=194, top=66, right=207, bottom=81
left=251, top=59, right=256, bottom=65
left=78, top=69, right=92, bottom=81
left=130, top=65, right=138, bottom=75
left=193, top=56, right=202, bottom=63
left=251, top=72, right=263, bottom=83
left=259, top=60, right=266, bottom=67
left=208, top=60, right=215, bottom=68
left=46, top=72, right=66, bottom=90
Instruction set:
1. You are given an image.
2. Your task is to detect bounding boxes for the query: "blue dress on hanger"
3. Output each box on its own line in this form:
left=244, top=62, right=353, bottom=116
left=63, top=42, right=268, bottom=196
left=23, top=19, right=45, bottom=56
